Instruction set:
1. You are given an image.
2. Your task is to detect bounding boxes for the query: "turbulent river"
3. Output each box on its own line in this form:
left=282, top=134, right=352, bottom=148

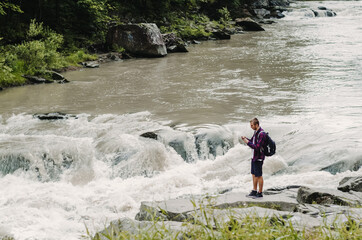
left=1, top=1, right=362, bottom=239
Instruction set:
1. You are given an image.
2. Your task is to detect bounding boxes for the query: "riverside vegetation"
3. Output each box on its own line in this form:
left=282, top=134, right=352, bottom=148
left=0, top=0, right=250, bottom=89
left=86, top=181, right=362, bottom=240
left=86, top=198, right=361, bottom=240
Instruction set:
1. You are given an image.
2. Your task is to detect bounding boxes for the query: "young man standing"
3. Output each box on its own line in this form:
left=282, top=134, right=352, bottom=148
left=241, top=118, right=266, bottom=198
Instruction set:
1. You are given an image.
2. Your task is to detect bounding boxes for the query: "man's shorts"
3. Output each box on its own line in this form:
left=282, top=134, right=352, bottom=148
left=251, top=160, right=263, bottom=177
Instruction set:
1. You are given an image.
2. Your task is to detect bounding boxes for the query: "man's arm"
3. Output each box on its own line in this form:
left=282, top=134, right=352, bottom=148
left=246, top=132, right=266, bottom=151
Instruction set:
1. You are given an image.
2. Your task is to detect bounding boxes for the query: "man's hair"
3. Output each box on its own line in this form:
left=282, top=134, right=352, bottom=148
left=250, top=118, right=259, bottom=126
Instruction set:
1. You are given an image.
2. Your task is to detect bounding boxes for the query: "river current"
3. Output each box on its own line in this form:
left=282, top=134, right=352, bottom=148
left=0, top=1, right=362, bottom=239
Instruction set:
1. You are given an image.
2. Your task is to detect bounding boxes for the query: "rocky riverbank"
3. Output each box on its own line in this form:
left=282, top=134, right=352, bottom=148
left=93, top=176, right=361, bottom=239
left=0, top=0, right=338, bottom=92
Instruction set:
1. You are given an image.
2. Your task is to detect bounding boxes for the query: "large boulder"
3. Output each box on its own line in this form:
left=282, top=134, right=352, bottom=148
left=107, top=23, right=167, bottom=57
left=338, top=176, right=362, bottom=192
left=297, top=186, right=361, bottom=206
left=235, top=18, right=265, bottom=31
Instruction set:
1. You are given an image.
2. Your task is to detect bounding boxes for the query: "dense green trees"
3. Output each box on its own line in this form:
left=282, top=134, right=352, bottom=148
left=0, top=0, right=252, bottom=88
left=0, top=0, right=249, bottom=47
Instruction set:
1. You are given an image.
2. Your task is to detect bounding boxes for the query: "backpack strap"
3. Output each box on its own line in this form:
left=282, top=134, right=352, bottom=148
left=257, top=130, right=266, bottom=153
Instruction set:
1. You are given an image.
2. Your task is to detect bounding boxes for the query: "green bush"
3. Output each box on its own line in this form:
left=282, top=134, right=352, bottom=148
left=13, top=19, right=65, bottom=75
left=160, top=14, right=212, bottom=40
left=0, top=20, right=97, bottom=88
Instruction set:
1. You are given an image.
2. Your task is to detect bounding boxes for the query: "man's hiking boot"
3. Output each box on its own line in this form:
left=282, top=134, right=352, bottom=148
left=246, top=190, right=257, bottom=198
left=253, top=192, right=263, bottom=199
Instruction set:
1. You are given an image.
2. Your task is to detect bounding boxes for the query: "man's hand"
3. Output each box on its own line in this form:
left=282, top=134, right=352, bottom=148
left=241, top=136, right=249, bottom=144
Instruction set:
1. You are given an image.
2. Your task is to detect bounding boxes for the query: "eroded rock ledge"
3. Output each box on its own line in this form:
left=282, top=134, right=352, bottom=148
left=94, top=177, right=362, bottom=239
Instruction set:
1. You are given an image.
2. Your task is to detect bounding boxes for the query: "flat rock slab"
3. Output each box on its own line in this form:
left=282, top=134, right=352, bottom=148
left=297, top=186, right=362, bottom=206
left=188, top=206, right=322, bottom=230
left=135, top=192, right=298, bottom=221
left=93, top=217, right=190, bottom=240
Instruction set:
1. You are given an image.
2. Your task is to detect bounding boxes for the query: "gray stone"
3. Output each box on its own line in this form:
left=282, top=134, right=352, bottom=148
left=83, top=61, right=100, bottom=68
left=296, top=203, right=362, bottom=221
left=94, top=217, right=190, bottom=240
left=338, top=176, right=362, bottom=192
left=107, top=23, right=167, bottom=57
left=253, top=8, right=271, bottom=18
left=235, top=18, right=265, bottom=31
left=135, top=191, right=299, bottom=222
left=34, top=112, right=70, bottom=120
left=195, top=129, right=233, bottom=160
left=188, top=206, right=321, bottom=230
left=22, top=75, right=53, bottom=84
left=140, top=132, right=158, bottom=140
left=162, top=33, right=188, bottom=53
left=321, top=158, right=362, bottom=174
left=211, top=31, right=231, bottom=40
left=250, top=0, right=269, bottom=8
left=297, top=186, right=361, bottom=206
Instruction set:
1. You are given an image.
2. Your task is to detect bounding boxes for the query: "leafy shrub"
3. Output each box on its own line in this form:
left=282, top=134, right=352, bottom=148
left=160, top=14, right=212, bottom=40
left=65, top=50, right=97, bottom=66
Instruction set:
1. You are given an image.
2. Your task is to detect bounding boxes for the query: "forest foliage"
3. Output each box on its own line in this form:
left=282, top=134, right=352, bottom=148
left=0, top=0, right=251, bottom=88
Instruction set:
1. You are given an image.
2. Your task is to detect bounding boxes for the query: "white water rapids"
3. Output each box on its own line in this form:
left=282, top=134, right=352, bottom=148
left=0, top=1, right=362, bottom=239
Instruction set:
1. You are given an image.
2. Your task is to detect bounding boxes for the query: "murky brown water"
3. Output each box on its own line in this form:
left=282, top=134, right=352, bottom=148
left=1, top=2, right=362, bottom=240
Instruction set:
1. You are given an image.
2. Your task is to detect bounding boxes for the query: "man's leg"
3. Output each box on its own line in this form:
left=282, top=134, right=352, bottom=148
left=252, top=174, right=257, bottom=191
left=257, top=176, right=263, bottom=193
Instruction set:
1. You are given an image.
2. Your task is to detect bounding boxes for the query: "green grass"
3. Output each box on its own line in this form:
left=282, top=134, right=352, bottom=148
left=84, top=198, right=362, bottom=240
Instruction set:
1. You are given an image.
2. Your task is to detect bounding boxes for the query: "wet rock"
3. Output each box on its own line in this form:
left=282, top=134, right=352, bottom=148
left=235, top=18, right=265, bottom=31
left=22, top=75, right=53, bottom=84
left=106, top=23, right=167, bottom=57
left=48, top=71, right=64, bottom=80
left=254, top=8, right=271, bottom=18
left=269, top=0, right=290, bottom=8
left=168, top=140, right=188, bottom=161
left=271, top=10, right=285, bottom=19
left=250, top=0, right=269, bottom=8
left=312, top=8, right=337, bottom=17
left=0, top=152, right=73, bottom=181
left=259, top=20, right=277, bottom=24
left=140, top=132, right=158, bottom=140
left=264, top=185, right=301, bottom=195
left=338, top=176, right=362, bottom=192
left=195, top=129, right=233, bottom=160
left=156, top=130, right=196, bottom=163
left=0, top=155, right=30, bottom=175
left=162, top=33, right=188, bottom=53
left=47, top=70, right=69, bottom=83
left=82, top=61, right=100, bottom=68
left=34, top=112, right=72, bottom=120
left=211, top=31, right=231, bottom=40
left=320, top=158, right=362, bottom=174
left=297, top=186, right=361, bottom=206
